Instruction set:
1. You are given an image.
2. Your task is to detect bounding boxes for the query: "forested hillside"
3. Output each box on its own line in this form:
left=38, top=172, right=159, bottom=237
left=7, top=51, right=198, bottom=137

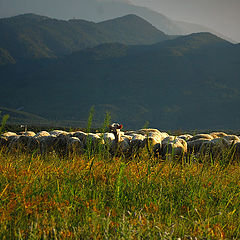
left=0, top=13, right=169, bottom=62
left=1, top=32, right=240, bottom=129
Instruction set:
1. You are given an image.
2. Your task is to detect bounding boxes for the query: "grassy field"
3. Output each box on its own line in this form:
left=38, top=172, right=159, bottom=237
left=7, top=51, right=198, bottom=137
left=0, top=148, right=239, bottom=240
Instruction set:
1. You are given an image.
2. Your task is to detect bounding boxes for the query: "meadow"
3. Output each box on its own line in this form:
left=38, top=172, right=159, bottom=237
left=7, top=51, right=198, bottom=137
left=0, top=147, right=239, bottom=239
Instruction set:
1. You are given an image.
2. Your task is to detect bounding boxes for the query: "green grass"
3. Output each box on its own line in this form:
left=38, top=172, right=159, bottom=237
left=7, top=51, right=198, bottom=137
left=0, top=149, right=239, bottom=239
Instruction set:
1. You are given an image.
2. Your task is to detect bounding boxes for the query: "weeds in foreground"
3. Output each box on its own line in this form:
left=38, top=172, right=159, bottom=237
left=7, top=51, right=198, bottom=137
left=0, top=112, right=9, bottom=135
left=0, top=149, right=239, bottom=239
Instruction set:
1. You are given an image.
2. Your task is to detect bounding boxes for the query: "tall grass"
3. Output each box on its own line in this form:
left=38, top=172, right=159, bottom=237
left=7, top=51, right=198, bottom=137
left=86, top=106, right=95, bottom=133
left=0, top=112, right=9, bottom=134
left=0, top=149, right=239, bottom=239
left=0, top=112, right=239, bottom=239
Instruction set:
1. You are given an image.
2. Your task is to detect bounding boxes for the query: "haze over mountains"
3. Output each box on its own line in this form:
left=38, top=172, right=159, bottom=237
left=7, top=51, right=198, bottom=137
left=0, top=0, right=233, bottom=42
left=131, top=0, right=240, bottom=43
left=0, top=13, right=240, bottom=130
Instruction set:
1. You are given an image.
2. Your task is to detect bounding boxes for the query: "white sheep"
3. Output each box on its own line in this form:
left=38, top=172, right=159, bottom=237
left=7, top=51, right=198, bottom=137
left=1, top=132, right=17, bottom=137
left=73, top=131, right=88, bottom=142
left=19, top=131, right=36, bottom=137
left=178, top=134, right=193, bottom=141
left=161, top=138, right=187, bottom=160
left=109, top=123, right=131, bottom=155
left=49, top=130, right=68, bottom=136
left=188, top=134, right=214, bottom=142
left=35, top=131, right=50, bottom=138
left=210, top=132, right=228, bottom=138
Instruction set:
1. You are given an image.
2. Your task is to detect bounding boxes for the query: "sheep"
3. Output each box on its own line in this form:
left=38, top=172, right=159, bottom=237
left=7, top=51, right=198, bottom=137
left=231, top=142, right=240, bottom=162
left=101, top=133, right=115, bottom=147
left=128, top=130, right=169, bottom=155
left=19, top=131, right=36, bottom=137
left=222, top=135, right=240, bottom=145
left=7, top=135, right=19, bottom=148
left=83, top=133, right=105, bottom=149
left=160, top=138, right=187, bottom=160
left=35, top=131, right=50, bottom=138
left=118, top=136, right=131, bottom=155
left=210, top=132, right=228, bottom=138
left=52, top=135, right=68, bottom=157
left=67, top=137, right=84, bottom=155
left=12, top=135, right=30, bottom=152
left=109, top=123, right=124, bottom=154
left=199, top=137, right=230, bottom=158
left=73, top=131, right=88, bottom=142
left=178, top=134, right=193, bottom=141
left=37, top=135, right=57, bottom=155
left=49, top=130, right=68, bottom=137
left=1, top=132, right=17, bottom=137
left=97, top=129, right=130, bottom=155
left=135, top=129, right=169, bottom=140
left=143, top=132, right=165, bottom=146
left=162, top=136, right=177, bottom=144
left=3, top=128, right=240, bottom=159
left=187, top=138, right=211, bottom=154
left=53, top=135, right=84, bottom=157
left=27, top=137, right=40, bottom=152
left=198, top=135, right=240, bottom=159
left=154, top=136, right=186, bottom=160
left=8, top=135, right=40, bottom=153
left=124, top=130, right=136, bottom=136
left=135, top=128, right=161, bottom=135
left=188, top=134, right=214, bottom=142
left=130, top=134, right=146, bottom=151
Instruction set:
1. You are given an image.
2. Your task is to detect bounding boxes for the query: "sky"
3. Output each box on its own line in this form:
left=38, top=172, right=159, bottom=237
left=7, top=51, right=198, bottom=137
left=130, top=0, right=240, bottom=42
left=0, top=0, right=239, bottom=42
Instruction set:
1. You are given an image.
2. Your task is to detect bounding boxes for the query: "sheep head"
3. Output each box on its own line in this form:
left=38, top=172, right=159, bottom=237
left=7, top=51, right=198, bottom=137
left=109, top=123, right=123, bottom=134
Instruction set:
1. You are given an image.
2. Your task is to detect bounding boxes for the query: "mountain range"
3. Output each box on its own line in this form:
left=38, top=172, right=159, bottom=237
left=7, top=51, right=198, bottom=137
left=0, top=14, right=240, bottom=130
left=0, top=0, right=231, bottom=42
left=0, top=13, right=170, bottom=63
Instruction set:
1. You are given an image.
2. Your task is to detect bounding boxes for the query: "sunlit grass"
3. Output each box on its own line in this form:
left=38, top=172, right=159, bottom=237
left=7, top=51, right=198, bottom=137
left=0, top=149, right=239, bottom=239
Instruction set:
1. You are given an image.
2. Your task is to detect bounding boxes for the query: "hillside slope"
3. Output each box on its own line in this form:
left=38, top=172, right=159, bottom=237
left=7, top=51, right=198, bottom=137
left=1, top=33, right=240, bottom=129
left=0, top=13, right=169, bottom=61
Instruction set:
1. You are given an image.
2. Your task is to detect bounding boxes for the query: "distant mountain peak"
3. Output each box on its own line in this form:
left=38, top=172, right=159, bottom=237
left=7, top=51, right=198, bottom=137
left=98, top=13, right=168, bottom=43
left=105, top=14, right=147, bottom=21
left=99, top=13, right=154, bottom=25
left=178, top=32, right=231, bottom=45
left=10, top=13, right=50, bottom=21
left=163, top=32, right=232, bottom=47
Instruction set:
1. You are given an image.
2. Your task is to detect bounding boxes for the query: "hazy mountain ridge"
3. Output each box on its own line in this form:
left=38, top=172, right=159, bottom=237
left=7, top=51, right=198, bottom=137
left=1, top=33, right=240, bottom=129
left=0, top=13, right=170, bottom=63
left=0, top=0, right=233, bottom=42
left=175, top=21, right=237, bottom=43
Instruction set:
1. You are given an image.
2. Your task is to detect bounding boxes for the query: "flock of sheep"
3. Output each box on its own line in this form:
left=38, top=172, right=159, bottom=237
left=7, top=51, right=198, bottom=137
left=1, top=123, right=240, bottom=160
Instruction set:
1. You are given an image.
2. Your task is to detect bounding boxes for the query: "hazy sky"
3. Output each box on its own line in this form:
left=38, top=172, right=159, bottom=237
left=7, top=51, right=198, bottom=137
left=130, top=0, right=240, bottom=42
left=0, top=0, right=239, bottom=42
